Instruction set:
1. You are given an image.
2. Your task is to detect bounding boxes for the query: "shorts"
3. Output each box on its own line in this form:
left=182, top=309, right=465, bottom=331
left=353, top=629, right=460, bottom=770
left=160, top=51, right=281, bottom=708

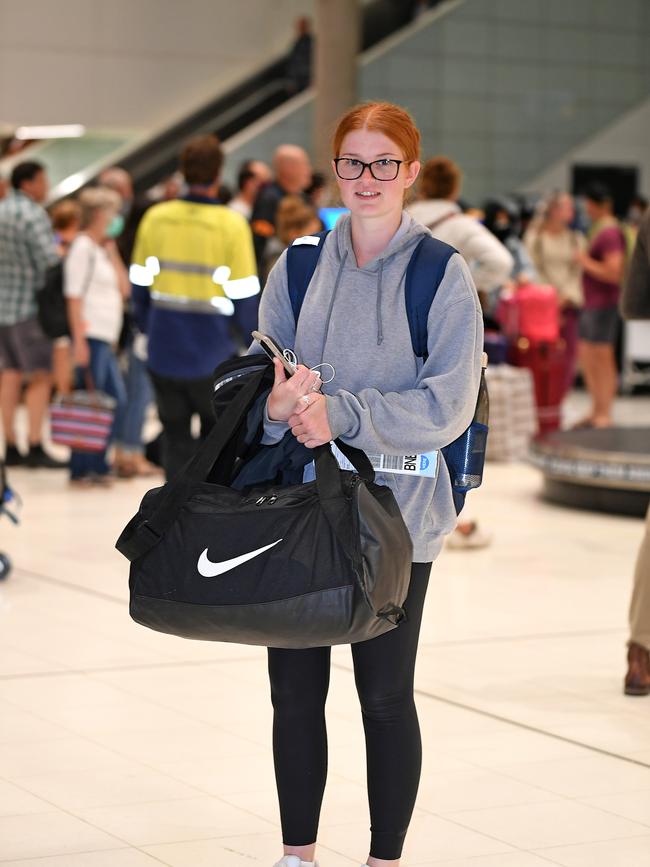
left=579, top=306, right=620, bottom=344
left=0, top=317, right=53, bottom=373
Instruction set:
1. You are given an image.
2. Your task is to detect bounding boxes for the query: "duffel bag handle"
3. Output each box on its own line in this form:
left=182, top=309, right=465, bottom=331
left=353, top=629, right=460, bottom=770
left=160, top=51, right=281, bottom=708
left=116, top=364, right=268, bottom=561
left=333, top=439, right=375, bottom=482
left=312, top=439, right=374, bottom=502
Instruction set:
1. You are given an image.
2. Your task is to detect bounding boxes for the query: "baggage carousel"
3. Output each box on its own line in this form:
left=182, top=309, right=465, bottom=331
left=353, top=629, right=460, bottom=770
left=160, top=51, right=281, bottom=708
left=529, top=427, right=650, bottom=517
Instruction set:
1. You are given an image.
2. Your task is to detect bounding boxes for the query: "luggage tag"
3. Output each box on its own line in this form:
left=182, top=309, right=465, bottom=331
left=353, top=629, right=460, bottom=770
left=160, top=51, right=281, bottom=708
left=303, top=443, right=439, bottom=482
left=331, top=442, right=439, bottom=478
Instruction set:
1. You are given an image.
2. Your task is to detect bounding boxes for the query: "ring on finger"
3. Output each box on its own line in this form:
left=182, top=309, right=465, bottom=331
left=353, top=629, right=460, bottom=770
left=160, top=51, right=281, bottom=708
left=301, top=394, right=311, bottom=405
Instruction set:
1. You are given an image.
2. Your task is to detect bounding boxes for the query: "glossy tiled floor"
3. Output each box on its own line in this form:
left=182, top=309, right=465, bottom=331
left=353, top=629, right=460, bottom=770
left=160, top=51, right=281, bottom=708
left=0, top=394, right=649, bottom=866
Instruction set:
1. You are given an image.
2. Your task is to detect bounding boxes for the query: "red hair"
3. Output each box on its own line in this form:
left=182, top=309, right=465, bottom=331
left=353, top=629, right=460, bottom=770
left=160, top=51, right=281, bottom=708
left=332, top=102, right=420, bottom=162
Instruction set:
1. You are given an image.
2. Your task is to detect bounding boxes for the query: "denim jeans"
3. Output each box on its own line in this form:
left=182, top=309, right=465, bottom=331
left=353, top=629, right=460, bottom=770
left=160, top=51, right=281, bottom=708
left=70, top=338, right=127, bottom=480
left=114, top=345, right=154, bottom=453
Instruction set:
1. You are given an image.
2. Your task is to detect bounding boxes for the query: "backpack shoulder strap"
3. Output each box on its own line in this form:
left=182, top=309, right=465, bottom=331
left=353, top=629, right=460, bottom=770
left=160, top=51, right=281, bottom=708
left=286, top=230, right=330, bottom=322
left=426, top=210, right=461, bottom=233
left=404, top=234, right=457, bottom=360
left=286, top=230, right=457, bottom=358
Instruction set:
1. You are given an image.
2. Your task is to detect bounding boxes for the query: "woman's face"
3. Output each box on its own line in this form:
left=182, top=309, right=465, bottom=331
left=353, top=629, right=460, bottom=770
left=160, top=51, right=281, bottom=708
left=550, top=195, right=574, bottom=226
left=333, top=128, right=420, bottom=221
left=92, top=207, right=114, bottom=238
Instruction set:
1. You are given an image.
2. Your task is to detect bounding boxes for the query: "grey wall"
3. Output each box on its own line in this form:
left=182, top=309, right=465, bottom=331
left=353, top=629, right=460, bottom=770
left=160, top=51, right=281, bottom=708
left=525, top=98, right=650, bottom=198
left=0, top=0, right=315, bottom=132
left=224, top=0, right=650, bottom=202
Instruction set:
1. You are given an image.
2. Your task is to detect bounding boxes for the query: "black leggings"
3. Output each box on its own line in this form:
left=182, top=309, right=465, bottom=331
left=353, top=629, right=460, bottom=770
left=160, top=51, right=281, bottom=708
left=267, top=562, right=431, bottom=860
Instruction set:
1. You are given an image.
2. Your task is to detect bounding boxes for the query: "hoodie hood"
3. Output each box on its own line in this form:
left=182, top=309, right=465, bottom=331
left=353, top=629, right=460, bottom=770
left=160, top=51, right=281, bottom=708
left=334, top=212, right=430, bottom=273
left=325, top=212, right=430, bottom=346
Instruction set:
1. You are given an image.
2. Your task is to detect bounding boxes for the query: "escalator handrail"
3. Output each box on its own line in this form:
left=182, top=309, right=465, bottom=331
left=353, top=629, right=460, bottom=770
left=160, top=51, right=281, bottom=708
left=49, top=0, right=445, bottom=203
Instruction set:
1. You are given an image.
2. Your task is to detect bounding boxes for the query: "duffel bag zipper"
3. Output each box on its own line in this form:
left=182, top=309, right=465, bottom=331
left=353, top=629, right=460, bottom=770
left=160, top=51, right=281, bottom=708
left=255, top=495, right=278, bottom=506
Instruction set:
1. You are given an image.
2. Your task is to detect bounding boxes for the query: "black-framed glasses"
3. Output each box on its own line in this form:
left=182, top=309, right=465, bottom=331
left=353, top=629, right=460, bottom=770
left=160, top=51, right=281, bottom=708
left=334, top=158, right=405, bottom=181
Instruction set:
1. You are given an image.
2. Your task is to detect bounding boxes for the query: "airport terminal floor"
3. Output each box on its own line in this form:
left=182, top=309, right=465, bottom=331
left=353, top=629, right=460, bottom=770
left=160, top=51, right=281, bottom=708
left=0, top=392, right=649, bottom=867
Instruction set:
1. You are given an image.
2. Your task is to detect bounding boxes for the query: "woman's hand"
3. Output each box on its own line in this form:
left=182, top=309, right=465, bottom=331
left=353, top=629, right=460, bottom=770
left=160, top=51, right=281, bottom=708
left=289, top=392, right=332, bottom=448
left=73, top=336, right=90, bottom=368
left=267, top=358, right=322, bottom=422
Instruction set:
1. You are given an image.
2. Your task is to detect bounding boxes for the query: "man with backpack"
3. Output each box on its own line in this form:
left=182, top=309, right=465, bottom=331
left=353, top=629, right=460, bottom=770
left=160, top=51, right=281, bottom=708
left=0, top=161, right=66, bottom=468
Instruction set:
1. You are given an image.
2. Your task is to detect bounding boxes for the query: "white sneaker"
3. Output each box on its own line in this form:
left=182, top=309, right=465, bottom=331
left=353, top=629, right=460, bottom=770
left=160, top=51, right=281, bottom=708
left=273, top=857, right=319, bottom=867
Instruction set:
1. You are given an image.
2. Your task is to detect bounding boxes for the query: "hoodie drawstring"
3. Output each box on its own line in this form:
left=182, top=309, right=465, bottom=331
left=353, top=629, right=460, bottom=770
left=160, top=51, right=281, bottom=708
left=376, top=259, right=384, bottom=346
left=321, top=250, right=348, bottom=363
left=322, top=246, right=389, bottom=354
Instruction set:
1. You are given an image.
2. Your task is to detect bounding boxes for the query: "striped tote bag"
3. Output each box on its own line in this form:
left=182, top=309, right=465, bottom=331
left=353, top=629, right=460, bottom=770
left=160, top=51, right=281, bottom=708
left=50, top=385, right=116, bottom=453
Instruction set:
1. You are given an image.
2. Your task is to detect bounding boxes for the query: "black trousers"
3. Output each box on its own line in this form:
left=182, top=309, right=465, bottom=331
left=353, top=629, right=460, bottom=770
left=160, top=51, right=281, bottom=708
left=149, top=371, right=215, bottom=481
left=267, top=562, right=431, bottom=860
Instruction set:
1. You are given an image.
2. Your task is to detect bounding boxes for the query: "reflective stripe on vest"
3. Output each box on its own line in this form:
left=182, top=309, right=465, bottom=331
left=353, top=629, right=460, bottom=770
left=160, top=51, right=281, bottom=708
left=131, top=258, right=260, bottom=304
left=158, top=259, right=215, bottom=277
left=150, top=290, right=235, bottom=316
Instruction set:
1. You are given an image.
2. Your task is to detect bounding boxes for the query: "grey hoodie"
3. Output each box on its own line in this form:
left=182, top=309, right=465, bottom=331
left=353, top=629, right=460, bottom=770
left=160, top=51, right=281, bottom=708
left=256, top=212, right=484, bottom=562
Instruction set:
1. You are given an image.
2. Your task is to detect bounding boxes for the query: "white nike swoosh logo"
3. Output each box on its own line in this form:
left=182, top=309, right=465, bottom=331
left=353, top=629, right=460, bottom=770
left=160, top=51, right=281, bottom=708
left=197, top=539, right=283, bottom=578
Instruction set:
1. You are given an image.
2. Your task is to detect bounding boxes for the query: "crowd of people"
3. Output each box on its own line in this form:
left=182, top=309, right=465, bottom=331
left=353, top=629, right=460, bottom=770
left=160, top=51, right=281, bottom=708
left=0, top=134, right=645, bottom=485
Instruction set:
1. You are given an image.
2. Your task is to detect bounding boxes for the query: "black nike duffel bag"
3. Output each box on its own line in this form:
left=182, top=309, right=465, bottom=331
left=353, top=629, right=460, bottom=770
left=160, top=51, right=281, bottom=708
left=115, top=355, right=413, bottom=649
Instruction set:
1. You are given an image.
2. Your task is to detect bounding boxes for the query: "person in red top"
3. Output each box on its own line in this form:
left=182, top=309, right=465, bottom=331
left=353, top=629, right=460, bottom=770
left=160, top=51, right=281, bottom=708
left=575, top=183, right=626, bottom=428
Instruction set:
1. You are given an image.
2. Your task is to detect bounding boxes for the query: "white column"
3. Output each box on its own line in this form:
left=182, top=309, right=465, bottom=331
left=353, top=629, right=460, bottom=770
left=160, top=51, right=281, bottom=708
left=313, top=0, right=361, bottom=169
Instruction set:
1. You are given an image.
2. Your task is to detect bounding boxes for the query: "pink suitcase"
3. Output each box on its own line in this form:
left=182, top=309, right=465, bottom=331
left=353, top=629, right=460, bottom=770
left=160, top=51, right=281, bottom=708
left=497, top=283, right=560, bottom=344
left=509, top=338, right=567, bottom=436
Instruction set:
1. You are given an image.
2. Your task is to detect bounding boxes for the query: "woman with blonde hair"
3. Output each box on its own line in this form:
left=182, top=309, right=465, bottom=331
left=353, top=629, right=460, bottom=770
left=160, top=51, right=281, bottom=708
left=257, top=102, right=483, bottom=867
left=524, top=191, right=586, bottom=396
left=64, top=186, right=129, bottom=486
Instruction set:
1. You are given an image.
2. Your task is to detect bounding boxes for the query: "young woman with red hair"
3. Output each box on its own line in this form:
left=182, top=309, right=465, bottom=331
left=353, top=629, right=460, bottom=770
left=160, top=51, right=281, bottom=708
left=256, top=102, right=483, bottom=867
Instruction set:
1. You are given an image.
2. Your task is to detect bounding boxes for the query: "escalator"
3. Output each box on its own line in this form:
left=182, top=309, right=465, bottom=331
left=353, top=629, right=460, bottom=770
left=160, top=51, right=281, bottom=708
left=43, top=0, right=432, bottom=201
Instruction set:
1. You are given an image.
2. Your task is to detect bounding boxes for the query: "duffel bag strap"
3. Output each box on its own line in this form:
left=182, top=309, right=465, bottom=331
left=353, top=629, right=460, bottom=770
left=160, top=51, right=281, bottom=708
left=312, top=440, right=374, bottom=501
left=333, top=439, right=375, bottom=482
left=116, top=365, right=268, bottom=562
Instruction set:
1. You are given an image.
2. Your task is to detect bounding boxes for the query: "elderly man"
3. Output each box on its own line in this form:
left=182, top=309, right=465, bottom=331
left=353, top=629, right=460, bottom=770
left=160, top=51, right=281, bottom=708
left=250, top=144, right=312, bottom=274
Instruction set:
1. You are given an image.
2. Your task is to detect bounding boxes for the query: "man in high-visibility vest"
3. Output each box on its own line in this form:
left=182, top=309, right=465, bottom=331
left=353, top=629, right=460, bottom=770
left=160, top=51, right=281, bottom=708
left=131, top=134, right=259, bottom=480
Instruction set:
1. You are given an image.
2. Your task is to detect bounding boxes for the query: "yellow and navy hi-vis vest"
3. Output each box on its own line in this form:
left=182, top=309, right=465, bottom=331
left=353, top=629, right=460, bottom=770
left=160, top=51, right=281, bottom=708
left=130, top=199, right=259, bottom=314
